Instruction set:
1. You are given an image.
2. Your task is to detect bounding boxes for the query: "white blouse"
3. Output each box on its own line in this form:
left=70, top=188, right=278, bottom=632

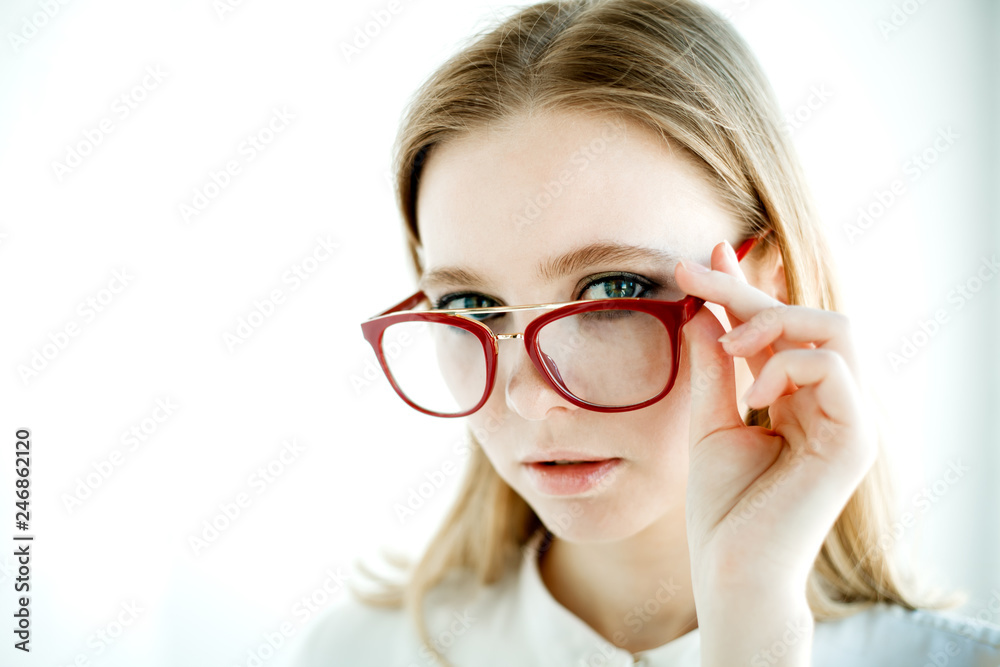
left=288, top=527, right=1000, bottom=666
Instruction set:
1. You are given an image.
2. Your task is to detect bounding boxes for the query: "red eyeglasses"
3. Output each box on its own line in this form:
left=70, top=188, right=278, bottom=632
left=361, top=232, right=769, bottom=417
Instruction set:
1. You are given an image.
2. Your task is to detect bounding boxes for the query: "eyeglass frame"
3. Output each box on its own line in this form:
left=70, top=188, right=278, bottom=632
left=360, top=230, right=772, bottom=418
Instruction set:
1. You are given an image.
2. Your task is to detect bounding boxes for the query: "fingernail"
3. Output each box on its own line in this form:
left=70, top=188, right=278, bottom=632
left=680, top=260, right=710, bottom=273
left=717, top=325, right=744, bottom=343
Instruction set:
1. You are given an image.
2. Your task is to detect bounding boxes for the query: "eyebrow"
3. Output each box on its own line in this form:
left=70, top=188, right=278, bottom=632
left=418, top=242, right=685, bottom=292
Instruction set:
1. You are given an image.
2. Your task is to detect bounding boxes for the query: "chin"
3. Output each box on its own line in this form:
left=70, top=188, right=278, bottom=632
left=536, top=501, right=647, bottom=543
left=522, top=479, right=650, bottom=544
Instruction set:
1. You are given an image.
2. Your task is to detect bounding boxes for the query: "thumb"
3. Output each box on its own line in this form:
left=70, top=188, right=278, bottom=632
left=684, top=304, right=743, bottom=445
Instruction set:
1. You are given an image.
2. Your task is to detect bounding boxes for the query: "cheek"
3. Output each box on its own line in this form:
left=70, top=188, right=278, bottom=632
left=464, top=401, right=508, bottom=452
left=617, top=380, right=693, bottom=467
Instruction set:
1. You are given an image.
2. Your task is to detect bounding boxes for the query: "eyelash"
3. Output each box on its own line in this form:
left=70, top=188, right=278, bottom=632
left=431, top=272, right=659, bottom=311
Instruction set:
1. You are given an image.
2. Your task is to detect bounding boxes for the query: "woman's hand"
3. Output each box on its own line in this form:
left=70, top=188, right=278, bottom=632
left=674, top=239, right=878, bottom=667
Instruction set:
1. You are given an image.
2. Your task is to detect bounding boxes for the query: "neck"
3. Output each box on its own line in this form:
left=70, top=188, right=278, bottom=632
left=537, top=510, right=698, bottom=654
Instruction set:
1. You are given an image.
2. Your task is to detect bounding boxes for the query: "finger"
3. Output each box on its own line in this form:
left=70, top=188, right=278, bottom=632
left=684, top=304, right=744, bottom=446
left=719, top=306, right=858, bottom=374
left=709, top=240, right=775, bottom=379
left=709, top=241, right=746, bottom=330
left=767, top=399, right=806, bottom=443
left=678, top=251, right=807, bottom=385
left=676, top=254, right=784, bottom=327
left=742, top=348, right=859, bottom=426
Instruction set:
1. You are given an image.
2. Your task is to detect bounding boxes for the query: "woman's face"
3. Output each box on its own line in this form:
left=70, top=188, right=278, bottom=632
left=415, top=109, right=744, bottom=541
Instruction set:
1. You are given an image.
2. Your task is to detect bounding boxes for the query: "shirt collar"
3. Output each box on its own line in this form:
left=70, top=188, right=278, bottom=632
left=516, top=526, right=701, bottom=666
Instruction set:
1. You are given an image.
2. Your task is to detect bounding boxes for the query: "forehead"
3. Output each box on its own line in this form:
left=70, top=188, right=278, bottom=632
left=414, top=108, right=738, bottom=283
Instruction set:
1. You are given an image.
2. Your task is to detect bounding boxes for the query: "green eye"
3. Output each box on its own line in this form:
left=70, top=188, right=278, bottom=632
left=580, top=276, right=647, bottom=300
left=437, top=294, right=498, bottom=321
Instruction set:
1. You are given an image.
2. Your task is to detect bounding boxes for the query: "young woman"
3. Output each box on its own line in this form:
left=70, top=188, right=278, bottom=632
left=291, top=1, right=1000, bottom=665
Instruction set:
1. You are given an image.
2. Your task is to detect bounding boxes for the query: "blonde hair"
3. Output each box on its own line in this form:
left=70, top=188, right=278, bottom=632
left=349, top=1, right=952, bottom=664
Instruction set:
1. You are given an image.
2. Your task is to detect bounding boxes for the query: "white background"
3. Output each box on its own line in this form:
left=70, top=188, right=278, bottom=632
left=0, top=0, right=997, bottom=665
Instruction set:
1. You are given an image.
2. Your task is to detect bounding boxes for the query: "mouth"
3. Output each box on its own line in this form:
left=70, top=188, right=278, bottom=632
left=536, top=460, right=604, bottom=466
left=521, top=450, right=619, bottom=465
left=523, top=458, right=622, bottom=496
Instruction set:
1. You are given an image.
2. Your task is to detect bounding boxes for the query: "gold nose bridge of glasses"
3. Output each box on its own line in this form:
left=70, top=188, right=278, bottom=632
left=434, top=300, right=576, bottom=341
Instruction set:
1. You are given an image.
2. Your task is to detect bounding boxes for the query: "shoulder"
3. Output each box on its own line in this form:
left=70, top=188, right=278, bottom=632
left=285, top=566, right=522, bottom=667
left=813, top=602, right=1000, bottom=667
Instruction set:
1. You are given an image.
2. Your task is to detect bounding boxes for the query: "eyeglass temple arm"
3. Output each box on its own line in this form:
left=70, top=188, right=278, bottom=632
left=734, top=228, right=771, bottom=261
left=371, top=290, right=427, bottom=318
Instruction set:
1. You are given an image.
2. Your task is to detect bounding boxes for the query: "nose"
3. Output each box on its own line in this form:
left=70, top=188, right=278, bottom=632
left=499, top=334, right=579, bottom=420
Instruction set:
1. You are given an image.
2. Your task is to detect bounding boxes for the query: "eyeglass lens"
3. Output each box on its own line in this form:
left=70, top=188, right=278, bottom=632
left=380, top=320, right=488, bottom=415
left=380, top=306, right=675, bottom=415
